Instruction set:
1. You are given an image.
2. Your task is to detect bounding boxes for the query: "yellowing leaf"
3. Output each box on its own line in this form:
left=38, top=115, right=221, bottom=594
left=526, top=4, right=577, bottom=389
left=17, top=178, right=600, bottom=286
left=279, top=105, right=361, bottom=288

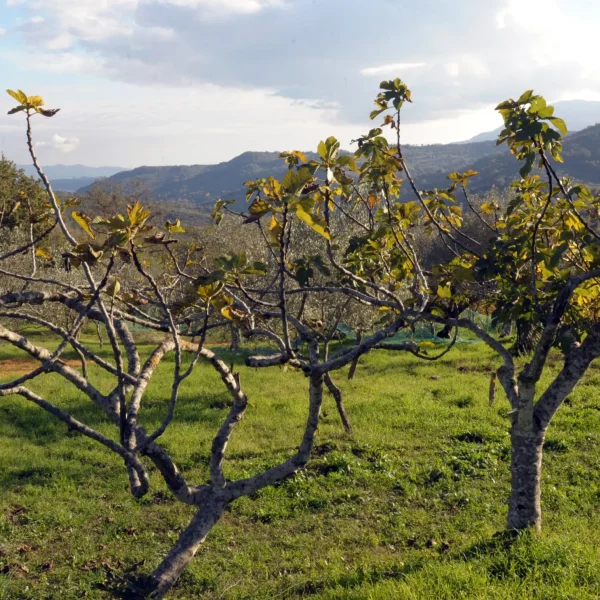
left=295, top=206, right=330, bottom=240
left=27, top=95, right=44, bottom=108
left=437, top=284, right=452, bottom=299
left=164, top=219, right=185, bottom=233
left=6, top=89, right=27, bottom=104
left=221, top=306, right=248, bottom=322
left=106, top=280, right=121, bottom=297
left=367, top=195, right=379, bottom=210
left=35, top=247, right=52, bottom=260
left=72, top=211, right=95, bottom=239
left=127, top=202, right=151, bottom=227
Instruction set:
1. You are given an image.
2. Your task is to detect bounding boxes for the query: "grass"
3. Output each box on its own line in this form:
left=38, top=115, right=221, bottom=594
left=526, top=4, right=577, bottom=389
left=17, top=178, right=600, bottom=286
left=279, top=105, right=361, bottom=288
left=1, top=331, right=600, bottom=599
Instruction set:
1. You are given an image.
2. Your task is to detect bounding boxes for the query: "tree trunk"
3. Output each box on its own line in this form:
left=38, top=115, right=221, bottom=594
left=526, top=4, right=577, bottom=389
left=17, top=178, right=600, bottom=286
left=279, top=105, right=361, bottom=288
left=507, top=429, right=545, bottom=531
left=146, top=498, right=225, bottom=599
left=324, top=373, right=352, bottom=434
left=436, top=324, right=452, bottom=339
left=488, top=371, right=497, bottom=406
left=347, top=333, right=362, bottom=381
left=510, top=319, right=541, bottom=356
left=229, top=324, right=241, bottom=352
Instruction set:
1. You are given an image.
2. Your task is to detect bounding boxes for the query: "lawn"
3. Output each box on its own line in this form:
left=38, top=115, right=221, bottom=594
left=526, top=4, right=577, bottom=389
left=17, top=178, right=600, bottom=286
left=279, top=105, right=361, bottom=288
left=1, top=332, right=600, bottom=599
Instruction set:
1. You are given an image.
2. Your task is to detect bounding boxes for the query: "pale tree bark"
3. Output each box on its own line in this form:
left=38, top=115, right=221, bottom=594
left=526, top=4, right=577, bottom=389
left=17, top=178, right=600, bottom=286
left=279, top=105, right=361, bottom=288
left=145, top=368, right=324, bottom=598
left=146, top=494, right=225, bottom=599
left=507, top=428, right=546, bottom=530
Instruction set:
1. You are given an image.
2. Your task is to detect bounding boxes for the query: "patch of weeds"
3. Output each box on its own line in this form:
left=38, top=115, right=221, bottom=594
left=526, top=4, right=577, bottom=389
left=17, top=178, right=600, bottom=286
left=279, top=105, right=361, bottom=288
left=423, top=468, right=447, bottom=486
left=544, top=438, right=569, bottom=453
left=453, top=431, right=486, bottom=444
left=313, top=441, right=339, bottom=456
left=327, top=560, right=424, bottom=591
left=449, top=447, right=502, bottom=479
left=12, top=467, right=53, bottom=481
left=453, top=395, right=474, bottom=408
left=309, top=453, right=355, bottom=477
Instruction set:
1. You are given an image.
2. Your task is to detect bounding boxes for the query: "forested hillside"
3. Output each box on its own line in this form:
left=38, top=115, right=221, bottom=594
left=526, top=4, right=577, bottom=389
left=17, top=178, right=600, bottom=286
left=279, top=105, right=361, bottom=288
left=77, top=124, right=600, bottom=207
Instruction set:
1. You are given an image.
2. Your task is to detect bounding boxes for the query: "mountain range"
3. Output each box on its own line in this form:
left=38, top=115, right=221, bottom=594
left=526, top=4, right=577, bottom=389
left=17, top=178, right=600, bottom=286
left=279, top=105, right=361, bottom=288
left=21, top=98, right=600, bottom=208
left=16, top=164, right=128, bottom=193
left=74, top=125, right=600, bottom=208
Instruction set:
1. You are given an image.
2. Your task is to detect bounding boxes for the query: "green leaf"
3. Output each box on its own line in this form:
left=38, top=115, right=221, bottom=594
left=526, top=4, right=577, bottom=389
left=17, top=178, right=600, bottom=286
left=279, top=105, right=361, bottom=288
left=106, top=280, right=121, bottom=297
left=549, top=243, right=569, bottom=269
left=6, top=89, right=27, bottom=104
left=369, top=108, right=386, bottom=120
left=295, top=206, right=330, bottom=239
left=72, top=211, right=95, bottom=239
left=537, top=106, right=555, bottom=119
left=317, top=140, right=328, bottom=160
left=282, top=167, right=313, bottom=195
left=528, top=96, right=546, bottom=113
left=164, top=219, right=185, bottom=233
left=517, top=90, right=535, bottom=104
left=549, top=117, right=568, bottom=136
left=244, top=261, right=267, bottom=275
left=437, top=284, right=452, bottom=299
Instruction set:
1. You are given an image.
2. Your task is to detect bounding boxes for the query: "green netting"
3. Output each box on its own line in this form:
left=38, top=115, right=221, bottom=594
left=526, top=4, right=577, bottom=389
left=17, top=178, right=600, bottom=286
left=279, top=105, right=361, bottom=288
left=339, top=310, right=496, bottom=344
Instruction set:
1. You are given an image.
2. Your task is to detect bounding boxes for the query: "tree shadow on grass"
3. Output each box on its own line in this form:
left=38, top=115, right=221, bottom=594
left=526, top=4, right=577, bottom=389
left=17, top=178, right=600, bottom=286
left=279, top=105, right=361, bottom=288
left=458, top=528, right=526, bottom=562
left=0, top=388, right=240, bottom=492
left=292, top=560, right=425, bottom=596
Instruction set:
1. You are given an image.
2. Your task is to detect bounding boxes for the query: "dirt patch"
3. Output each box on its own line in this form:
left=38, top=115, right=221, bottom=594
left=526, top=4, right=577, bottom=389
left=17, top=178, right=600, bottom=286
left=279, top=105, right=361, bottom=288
left=0, top=358, right=87, bottom=378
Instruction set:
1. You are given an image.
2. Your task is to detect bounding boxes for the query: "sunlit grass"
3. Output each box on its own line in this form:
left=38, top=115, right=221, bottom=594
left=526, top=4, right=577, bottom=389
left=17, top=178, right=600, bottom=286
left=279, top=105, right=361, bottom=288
left=1, top=332, right=600, bottom=599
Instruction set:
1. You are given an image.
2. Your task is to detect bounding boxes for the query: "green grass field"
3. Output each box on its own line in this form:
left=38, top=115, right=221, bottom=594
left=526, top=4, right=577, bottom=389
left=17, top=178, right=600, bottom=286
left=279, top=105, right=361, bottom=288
left=1, top=332, right=600, bottom=599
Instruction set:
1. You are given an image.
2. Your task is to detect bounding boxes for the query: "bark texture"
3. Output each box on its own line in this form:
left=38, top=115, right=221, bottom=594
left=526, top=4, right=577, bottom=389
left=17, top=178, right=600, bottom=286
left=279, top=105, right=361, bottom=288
left=507, top=430, right=545, bottom=531
left=148, top=497, right=225, bottom=599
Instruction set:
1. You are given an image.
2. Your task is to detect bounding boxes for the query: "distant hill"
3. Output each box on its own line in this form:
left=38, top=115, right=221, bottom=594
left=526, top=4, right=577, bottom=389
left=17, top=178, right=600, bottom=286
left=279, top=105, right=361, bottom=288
left=77, top=143, right=501, bottom=208
left=444, top=124, right=600, bottom=194
left=52, top=177, right=100, bottom=193
left=75, top=123, right=600, bottom=210
left=17, top=164, right=128, bottom=195
left=18, top=163, right=128, bottom=180
left=463, top=100, right=600, bottom=143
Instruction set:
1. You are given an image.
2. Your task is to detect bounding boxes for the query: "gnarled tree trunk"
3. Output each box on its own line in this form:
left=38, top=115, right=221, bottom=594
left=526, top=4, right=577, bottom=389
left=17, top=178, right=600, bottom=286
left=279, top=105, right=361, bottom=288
left=147, top=496, right=225, bottom=599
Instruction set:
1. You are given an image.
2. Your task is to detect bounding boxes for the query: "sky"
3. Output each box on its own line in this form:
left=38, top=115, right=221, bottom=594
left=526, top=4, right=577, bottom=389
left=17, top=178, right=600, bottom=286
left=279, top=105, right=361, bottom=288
left=1, top=0, right=600, bottom=167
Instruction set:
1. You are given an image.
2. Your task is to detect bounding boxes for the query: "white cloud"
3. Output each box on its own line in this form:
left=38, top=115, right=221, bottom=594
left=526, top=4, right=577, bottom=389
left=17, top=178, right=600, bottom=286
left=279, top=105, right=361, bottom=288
left=360, top=63, right=427, bottom=77
left=445, top=63, right=460, bottom=78
left=5, top=50, right=105, bottom=74
left=161, top=0, right=283, bottom=13
left=0, top=28, right=6, bottom=36
left=3, top=0, right=600, bottom=168
left=52, top=134, right=79, bottom=153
